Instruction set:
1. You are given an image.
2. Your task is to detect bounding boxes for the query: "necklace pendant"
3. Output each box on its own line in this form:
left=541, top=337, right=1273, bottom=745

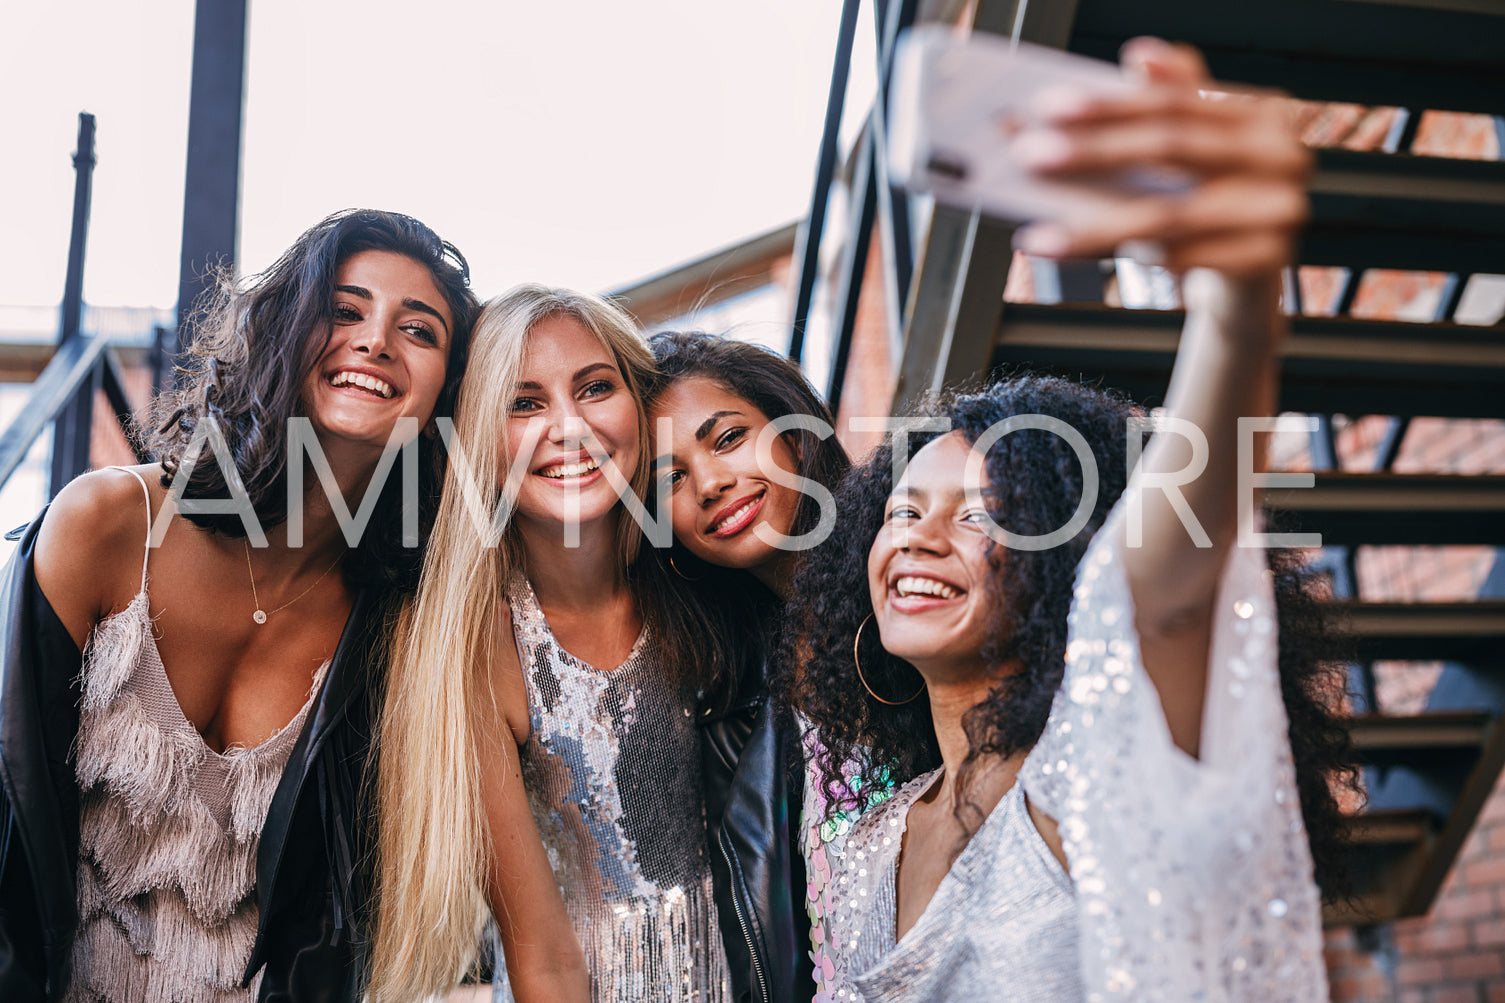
left=253, top=609, right=268, bottom=624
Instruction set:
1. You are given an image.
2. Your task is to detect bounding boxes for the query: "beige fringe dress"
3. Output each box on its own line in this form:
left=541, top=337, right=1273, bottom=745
left=65, top=468, right=324, bottom=1002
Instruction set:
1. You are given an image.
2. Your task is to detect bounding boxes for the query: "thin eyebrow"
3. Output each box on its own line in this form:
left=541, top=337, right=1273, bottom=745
left=695, top=410, right=743, bottom=441
left=334, top=285, right=451, bottom=337
left=517, top=362, right=619, bottom=392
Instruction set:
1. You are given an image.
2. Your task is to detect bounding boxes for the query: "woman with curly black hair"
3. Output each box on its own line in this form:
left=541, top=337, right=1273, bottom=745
left=777, top=40, right=1352, bottom=1002
left=0, top=209, right=477, bottom=1001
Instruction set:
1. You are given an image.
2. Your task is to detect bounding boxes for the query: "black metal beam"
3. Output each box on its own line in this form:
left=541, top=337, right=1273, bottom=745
left=870, top=0, right=919, bottom=368
left=1264, top=473, right=1505, bottom=547
left=990, top=304, right=1505, bottom=418
left=100, top=350, right=150, bottom=464
left=789, top=0, right=863, bottom=364
left=49, top=113, right=98, bottom=497
left=1067, top=0, right=1505, bottom=114
left=175, top=0, right=248, bottom=361
left=0, top=335, right=112, bottom=489
left=1334, top=601, right=1505, bottom=664
left=1301, top=151, right=1505, bottom=275
left=58, top=114, right=95, bottom=347
left=826, top=138, right=879, bottom=414
left=1348, top=711, right=1491, bottom=767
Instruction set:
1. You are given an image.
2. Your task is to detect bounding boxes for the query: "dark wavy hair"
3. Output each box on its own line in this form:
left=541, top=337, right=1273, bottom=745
left=146, top=209, right=479, bottom=591
left=645, top=331, right=854, bottom=709
left=775, top=375, right=1357, bottom=899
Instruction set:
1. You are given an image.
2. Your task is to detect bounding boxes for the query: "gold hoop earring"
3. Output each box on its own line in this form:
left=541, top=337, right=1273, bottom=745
left=669, top=553, right=701, bottom=582
left=853, top=613, right=926, bottom=706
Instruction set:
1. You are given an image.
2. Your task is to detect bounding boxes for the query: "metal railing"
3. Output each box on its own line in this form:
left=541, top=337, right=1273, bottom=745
left=0, top=112, right=150, bottom=503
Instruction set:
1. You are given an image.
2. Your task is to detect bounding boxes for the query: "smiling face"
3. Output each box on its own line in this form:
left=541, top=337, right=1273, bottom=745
left=867, top=431, right=1001, bottom=683
left=300, top=249, right=454, bottom=453
left=505, top=313, right=642, bottom=536
left=650, top=376, right=803, bottom=577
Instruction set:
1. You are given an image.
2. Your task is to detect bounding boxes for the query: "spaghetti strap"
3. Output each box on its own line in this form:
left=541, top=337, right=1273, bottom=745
left=107, top=466, right=152, bottom=593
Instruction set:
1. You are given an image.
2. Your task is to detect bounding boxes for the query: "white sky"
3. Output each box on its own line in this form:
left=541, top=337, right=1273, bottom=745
left=0, top=0, right=876, bottom=309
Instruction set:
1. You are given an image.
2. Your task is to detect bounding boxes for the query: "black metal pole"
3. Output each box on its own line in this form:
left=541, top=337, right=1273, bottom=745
left=59, top=113, right=96, bottom=346
left=175, top=0, right=248, bottom=364
left=788, top=0, right=863, bottom=364
left=48, top=112, right=99, bottom=497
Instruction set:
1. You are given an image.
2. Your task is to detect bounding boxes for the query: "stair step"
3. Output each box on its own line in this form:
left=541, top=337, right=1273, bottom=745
left=1265, top=473, right=1505, bottom=547
left=1302, top=150, right=1505, bottom=276
left=992, top=305, right=1505, bottom=418
left=1347, top=710, right=1493, bottom=766
left=1343, top=808, right=1434, bottom=847
left=1066, top=0, right=1505, bottom=113
left=1331, top=601, right=1505, bottom=662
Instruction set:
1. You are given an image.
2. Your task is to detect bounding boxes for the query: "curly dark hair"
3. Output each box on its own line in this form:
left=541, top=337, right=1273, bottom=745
left=645, top=331, right=854, bottom=709
left=775, top=375, right=1357, bottom=899
left=146, top=209, right=479, bottom=591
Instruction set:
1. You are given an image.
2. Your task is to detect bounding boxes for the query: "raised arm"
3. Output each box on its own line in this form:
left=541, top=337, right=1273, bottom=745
left=479, top=610, right=590, bottom=1002
left=1014, top=39, right=1311, bottom=755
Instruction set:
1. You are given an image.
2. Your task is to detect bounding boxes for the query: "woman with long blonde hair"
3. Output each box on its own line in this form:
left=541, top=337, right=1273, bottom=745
left=368, top=285, right=736, bottom=1002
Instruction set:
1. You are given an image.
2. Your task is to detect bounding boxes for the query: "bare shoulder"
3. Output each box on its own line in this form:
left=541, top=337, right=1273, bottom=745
left=35, top=464, right=159, bottom=643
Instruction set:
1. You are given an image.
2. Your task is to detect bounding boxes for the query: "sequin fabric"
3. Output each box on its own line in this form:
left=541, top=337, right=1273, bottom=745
left=799, top=732, right=895, bottom=999
left=817, top=499, right=1328, bottom=1001
left=492, top=575, right=730, bottom=1003
left=829, top=773, right=1078, bottom=1003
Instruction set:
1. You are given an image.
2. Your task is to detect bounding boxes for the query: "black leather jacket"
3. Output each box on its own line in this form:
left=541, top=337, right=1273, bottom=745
left=701, top=664, right=814, bottom=1003
left=0, top=509, right=384, bottom=1001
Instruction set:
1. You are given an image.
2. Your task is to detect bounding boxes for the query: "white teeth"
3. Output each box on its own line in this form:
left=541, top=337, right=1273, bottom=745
left=540, top=459, right=601, bottom=478
left=329, top=371, right=394, bottom=399
left=895, top=576, right=960, bottom=599
left=711, top=499, right=758, bottom=533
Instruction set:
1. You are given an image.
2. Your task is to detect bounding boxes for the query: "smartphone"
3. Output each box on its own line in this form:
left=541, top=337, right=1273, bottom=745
left=887, top=27, right=1191, bottom=227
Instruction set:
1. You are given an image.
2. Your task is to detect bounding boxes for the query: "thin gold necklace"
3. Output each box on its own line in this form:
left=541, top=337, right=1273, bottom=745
left=243, top=539, right=344, bottom=625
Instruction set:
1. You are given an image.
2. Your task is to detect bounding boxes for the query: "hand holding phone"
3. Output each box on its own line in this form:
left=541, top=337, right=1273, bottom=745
left=888, top=29, right=1308, bottom=275
left=889, top=28, right=1192, bottom=229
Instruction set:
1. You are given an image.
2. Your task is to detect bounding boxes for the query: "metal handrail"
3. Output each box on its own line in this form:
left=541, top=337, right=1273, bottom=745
left=0, top=333, right=148, bottom=492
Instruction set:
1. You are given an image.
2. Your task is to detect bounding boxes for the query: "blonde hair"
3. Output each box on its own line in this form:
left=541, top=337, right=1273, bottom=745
left=367, top=284, right=657, bottom=1001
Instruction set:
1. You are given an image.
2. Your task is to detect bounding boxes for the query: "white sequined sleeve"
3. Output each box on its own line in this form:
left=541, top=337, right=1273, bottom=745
left=1018, top=498, right=1328, bottom=1002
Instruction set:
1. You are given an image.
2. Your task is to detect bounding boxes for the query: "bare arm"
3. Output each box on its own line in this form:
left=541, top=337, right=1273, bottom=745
left=480, top=613, right=590, bottom=1002
left=1016, top=40, right=1310, bottom=756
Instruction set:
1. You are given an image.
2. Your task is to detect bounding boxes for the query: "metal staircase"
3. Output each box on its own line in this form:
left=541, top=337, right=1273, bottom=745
left=794, top=0, right=1505, bottom=925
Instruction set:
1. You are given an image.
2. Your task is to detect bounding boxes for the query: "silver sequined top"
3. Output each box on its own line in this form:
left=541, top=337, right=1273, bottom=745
left=492, top=575, right=730, bottom=1003
left=812, top=499, right=1328, bottom=1002
left=828, top=774, right=1078, bottom=1003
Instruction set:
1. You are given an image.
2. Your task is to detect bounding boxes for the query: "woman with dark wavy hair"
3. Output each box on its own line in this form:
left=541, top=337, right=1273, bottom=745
left=0, top=209, right=477, bottom=1001
left=646, top=331, right=851, bottom=1002
left=777, top=41, right=1353, bottom=1001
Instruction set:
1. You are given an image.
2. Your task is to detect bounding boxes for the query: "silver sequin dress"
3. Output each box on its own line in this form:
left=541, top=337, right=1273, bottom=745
left=492, top=575, right=731, bottom=1003
left=812, top=498, right=1328, bottom=1002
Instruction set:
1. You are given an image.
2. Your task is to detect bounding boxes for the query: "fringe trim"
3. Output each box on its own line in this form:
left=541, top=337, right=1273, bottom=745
left=79, top=590, right=154, bottom=711
left=222, top=733, right=295, bottom=843
left=76, top=692, right=205, bottom=823
left=66, top=910, right=259, bottom=1003
left=80, top=791, right=257, bottom=925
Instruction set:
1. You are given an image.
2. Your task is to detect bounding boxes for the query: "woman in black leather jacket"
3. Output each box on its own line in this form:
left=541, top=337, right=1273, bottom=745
left=0, top=209, right=476, bottom=1001
left=647, top=332, right=852, bottom=1003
